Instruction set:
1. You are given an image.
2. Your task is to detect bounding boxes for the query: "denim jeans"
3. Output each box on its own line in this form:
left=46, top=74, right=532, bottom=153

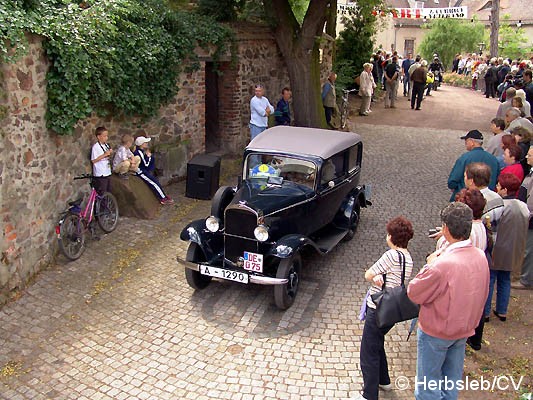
left=249, top=123, right=267, bottom=141
left=519, top=229, right=533, bottom=287
left=415, top=328, right=467, bottom=400
left=484, top=270, right=511, bottom=317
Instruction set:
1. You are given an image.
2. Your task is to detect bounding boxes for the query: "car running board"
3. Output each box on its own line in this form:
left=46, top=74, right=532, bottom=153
left=314, top=226, right=349, bottom=254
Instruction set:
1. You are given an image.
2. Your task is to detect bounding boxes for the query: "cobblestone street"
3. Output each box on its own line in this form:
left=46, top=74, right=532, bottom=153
left=0, top=86, right=526, bottom=399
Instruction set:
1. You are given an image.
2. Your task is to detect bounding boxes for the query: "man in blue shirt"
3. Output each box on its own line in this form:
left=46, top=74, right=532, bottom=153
left=448, top=130, right=500, bottom=201
left=401, top=53, right=414, bottom=97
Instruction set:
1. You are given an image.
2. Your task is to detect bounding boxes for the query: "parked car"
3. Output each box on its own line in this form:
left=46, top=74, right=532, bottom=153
left=177, top=126, right=371, bottom=309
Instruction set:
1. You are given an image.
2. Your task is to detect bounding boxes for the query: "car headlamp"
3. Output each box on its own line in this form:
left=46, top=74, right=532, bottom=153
left=205, top=216, right=220, bottom=232
left=254, top=225, right=269, bottom=242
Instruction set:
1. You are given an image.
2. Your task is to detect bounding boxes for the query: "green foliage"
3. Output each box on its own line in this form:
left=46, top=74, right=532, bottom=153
left=419, top=19, right=485, bottom=69
left=196, top=0, right=247, bottom=21
left=288, top=0, right=309, bottom=25
left=498, top=15, right=533, bottom=60
left=334, top=0, right=385, bottom=90
left=0, top=0, right=29, bottom=62
left=0, top=0, right=233, bottom=135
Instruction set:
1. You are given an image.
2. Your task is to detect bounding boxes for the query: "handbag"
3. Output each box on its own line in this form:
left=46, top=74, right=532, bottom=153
left=370, top=250, right=419, bottom=329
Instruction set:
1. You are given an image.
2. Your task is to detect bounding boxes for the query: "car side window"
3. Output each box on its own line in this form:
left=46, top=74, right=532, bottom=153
left=348, top=143, right=362, bottom=173
left=321, top=152, right=346, bottom=186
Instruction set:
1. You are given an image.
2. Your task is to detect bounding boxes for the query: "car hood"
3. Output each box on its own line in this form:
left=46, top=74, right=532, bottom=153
left=231, top=180, right=313, bottom=215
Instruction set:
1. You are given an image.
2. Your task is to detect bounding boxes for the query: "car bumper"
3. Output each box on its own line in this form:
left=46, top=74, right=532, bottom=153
left=176, top=255, right=288, bottom=285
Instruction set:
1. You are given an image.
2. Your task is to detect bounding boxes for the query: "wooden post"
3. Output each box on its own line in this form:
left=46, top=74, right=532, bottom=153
left=490, top=0, right=499, bottom=58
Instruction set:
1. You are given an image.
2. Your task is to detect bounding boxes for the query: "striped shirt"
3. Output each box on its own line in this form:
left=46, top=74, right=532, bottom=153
left=367, top=249, right=414, bottom=309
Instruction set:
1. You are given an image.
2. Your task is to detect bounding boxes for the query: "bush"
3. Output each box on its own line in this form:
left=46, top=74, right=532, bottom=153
left=443, top=72, right=472, bottom=88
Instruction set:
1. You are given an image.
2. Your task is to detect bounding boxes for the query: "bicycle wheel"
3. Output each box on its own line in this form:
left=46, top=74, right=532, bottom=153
left=96, top=192, right=119, bottom=233
left=340, top=102, right=348, bottom=129
left=58, top=213, right=86, bottom=261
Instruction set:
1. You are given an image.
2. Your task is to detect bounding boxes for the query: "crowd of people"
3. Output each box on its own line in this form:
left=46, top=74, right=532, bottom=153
left=451, top=53, right=533, bottom=104
left=352, top=66, right=532, bottom=399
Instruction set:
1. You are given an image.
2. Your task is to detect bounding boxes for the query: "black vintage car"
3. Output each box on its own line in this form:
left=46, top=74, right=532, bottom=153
left=178, top=126, right=371, bottom=309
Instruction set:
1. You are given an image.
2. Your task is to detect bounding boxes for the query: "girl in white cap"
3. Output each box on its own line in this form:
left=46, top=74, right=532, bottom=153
left=134, top=136, right=174, bottom=205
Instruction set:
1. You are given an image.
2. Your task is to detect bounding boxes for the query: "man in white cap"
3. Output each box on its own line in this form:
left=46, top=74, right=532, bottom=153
left=134, top=136, right=174, bottom=205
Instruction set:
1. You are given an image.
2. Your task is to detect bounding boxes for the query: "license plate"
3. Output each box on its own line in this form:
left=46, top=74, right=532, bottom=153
left=243, top=251, right=263, bottom=273
left=199, top=265, right=249, bottom=284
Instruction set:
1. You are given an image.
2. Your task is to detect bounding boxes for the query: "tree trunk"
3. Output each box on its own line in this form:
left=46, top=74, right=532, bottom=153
left=283, top=49, right=325, bottom=128
left=265, top=0, right=332, bottom=128
left=490, top=0, right=499, bottom=58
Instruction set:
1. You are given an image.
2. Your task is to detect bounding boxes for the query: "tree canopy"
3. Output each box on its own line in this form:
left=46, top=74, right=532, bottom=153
left=419, top=19, right=485, bottom=69
left=335, top=0, right=385, bottom=91
left=498, top=15, right=533, bottom=60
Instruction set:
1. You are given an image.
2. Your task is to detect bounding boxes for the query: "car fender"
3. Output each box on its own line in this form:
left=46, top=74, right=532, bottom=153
left=267, top=234, right=323, bottom=259
left=179, top=219, right=222, bottom=262
left=333, top=186, right=368, bottom=229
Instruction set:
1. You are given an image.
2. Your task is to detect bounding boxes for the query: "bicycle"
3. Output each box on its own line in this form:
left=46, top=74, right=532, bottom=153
left=56, top=174, right=119, bottom=260
left=340, top=88, right=358, bottom=129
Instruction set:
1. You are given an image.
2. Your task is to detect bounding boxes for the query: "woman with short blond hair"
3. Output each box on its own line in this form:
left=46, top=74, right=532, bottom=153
left=359, top=63, right=376, bottom=116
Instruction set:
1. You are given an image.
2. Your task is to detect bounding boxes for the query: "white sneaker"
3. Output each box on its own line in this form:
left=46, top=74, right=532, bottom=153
left=379, top=383, right=393, bottom=391
left=367, top=110, right=372, bottom=113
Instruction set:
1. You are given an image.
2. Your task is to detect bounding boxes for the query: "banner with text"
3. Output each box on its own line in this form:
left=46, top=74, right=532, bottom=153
left=372, top=6, right=468, bottom=19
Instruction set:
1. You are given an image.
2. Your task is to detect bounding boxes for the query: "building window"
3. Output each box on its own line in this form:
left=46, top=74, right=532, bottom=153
left=415, top=1, right=425, bottom=8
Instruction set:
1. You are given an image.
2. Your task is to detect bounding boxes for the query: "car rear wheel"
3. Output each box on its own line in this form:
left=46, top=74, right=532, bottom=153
left=185, top=242, right=212, bottom=290
left=342, top=201, right=361, bottom=242
left=274, top=253, right=302, bottom=310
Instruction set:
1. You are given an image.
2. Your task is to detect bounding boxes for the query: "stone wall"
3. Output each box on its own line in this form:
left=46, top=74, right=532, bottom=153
left=0, top=34, right=206, bottom=304
left=0, top=27, right=333, bottom=305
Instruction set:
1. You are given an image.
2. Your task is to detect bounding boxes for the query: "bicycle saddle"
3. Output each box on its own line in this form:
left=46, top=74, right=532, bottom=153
left=68, top=198, right=83, bottom=207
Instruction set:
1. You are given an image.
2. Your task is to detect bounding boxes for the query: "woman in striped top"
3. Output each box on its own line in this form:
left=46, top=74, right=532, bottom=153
left=357, top=216, right=414, bottom=400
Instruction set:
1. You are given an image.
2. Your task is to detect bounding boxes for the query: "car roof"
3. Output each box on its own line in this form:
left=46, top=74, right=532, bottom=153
left=246, top=126, right=362, bottom=160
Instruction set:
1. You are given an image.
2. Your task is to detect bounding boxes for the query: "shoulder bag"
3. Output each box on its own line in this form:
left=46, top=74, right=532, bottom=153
left=370, top=250, right=419, bottom=329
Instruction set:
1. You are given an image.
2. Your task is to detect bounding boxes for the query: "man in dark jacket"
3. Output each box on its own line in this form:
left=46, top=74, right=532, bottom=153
left=274, top=87, right=292, bottom=126
left=485, top=58, right=498, bottom=98
left=410, top=60, right=427, bottom=110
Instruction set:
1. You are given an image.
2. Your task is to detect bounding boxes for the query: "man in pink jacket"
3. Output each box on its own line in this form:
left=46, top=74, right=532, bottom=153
left=408, top=202, right=489, bottom=400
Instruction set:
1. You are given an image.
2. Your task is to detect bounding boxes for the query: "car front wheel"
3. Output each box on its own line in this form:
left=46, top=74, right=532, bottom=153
left=274, top=253, right=302, bottom=310
left=185, top=242, right=212, bottom=290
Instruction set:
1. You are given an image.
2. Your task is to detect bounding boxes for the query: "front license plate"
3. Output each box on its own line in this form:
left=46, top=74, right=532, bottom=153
left=243, top=251, right=263, bottom=273
left=199, top=265, right=249, bottom=284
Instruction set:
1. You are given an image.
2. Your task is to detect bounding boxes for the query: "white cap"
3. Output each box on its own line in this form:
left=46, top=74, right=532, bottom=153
left=135, top=136, right=151, bottom=146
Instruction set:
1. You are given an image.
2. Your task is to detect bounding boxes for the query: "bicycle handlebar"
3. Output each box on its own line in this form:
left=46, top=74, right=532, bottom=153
left=342, top=88, right=358, bottom=93
left=73, top=174, right=94, bottom=180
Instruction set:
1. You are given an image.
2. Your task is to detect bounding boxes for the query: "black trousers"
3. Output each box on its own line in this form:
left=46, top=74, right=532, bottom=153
left=411, top=82, right=425, bottom=109
left=360, top=307, right=393, bottom=400
left=92, top=176, right=111, bottom=195
left=324, top=106, right=334, bottom=124
left=485, top=79, right=496, bottom=98
left=468, top=315, right=485, bottom=349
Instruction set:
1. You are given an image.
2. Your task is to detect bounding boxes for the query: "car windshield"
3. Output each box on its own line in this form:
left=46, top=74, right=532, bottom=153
left=245, top=154, right=316, bottom=189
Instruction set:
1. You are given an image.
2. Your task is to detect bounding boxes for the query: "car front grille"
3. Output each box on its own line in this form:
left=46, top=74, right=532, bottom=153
left=224, top=206, right=258, bottom=238
left=224, top=235, right=259, bottom=265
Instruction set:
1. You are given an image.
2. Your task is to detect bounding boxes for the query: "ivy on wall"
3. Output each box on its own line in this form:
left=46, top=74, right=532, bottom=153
left=0, top=0, right=233, bottom=135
